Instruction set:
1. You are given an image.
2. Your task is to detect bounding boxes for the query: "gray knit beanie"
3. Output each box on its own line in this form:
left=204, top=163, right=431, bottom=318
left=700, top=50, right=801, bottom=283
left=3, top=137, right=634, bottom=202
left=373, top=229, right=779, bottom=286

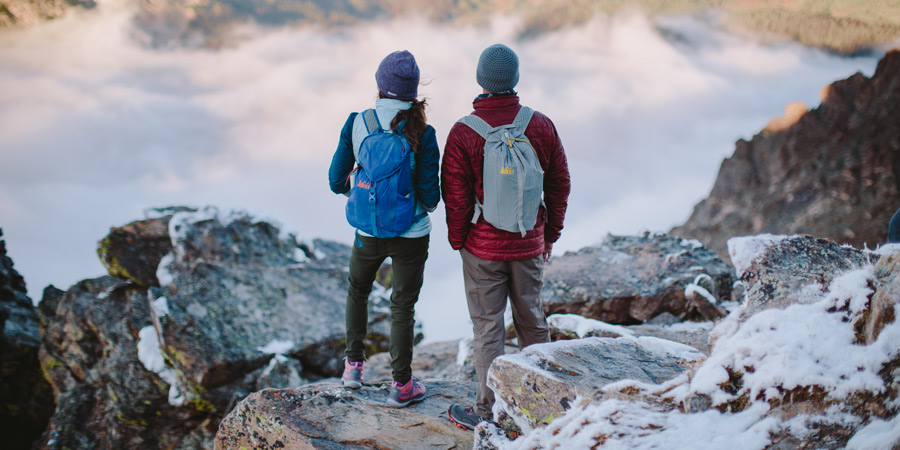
left=375, top=50, right=420, bottom=100
left=476, top=44, right=519, bottom=93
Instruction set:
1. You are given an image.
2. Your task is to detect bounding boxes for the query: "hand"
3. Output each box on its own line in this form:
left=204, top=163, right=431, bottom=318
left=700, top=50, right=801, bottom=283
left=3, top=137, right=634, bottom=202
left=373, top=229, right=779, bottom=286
left=542, top=242, right=553, bottom=263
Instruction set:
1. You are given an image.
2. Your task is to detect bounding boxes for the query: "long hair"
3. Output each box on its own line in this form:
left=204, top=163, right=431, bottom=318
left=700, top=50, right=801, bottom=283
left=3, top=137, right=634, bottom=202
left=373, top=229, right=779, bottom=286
left=379, top=92, right=428, bottom=152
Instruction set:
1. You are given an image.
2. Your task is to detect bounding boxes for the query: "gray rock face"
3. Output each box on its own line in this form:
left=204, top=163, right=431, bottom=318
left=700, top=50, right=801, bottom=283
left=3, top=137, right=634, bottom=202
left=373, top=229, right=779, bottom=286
left=0, top=229, right=54, bottom=450
left=153, top=208, right=393, bottom=396
left=542, top=234, right=733, bottom=324
left=37, top=277, right=217, bottom=449
left=215, top=381, right=477, bottom=450
left=727, top=234, right=874, bottom=317
left=38, top=207, right=396, bottom=449
left=487, top=337, right=699, bottom=430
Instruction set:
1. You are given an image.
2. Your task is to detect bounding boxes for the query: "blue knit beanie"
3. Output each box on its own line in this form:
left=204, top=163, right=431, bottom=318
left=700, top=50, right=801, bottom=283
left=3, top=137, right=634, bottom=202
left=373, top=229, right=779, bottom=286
left=375, top=50, right=420, bottom=100
left=476, top=44, right=519, bottom=93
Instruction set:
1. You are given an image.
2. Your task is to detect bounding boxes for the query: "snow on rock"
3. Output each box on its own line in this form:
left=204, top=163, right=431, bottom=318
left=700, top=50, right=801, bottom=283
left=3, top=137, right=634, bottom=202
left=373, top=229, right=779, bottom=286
left=480, top=237, right=900, bottom=450
left=257, top=339, right=295, bottom=355
left=727, top=234, right=788, bottom=276
left=547, top=314, right=634, bottom=339
left=487, top=337, right=694, bottom=431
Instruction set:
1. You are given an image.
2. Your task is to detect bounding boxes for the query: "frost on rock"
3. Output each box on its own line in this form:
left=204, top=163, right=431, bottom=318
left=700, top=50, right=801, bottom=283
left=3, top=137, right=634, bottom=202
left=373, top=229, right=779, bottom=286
left=484, top=238, right=900, bottom=450
left=726, top=234, right=788, bottom=276
left=137, top=325, right=185, bottom=406
left=256, top=339, right=295, bottom=355
left=547, top=314, right=634, bottom=339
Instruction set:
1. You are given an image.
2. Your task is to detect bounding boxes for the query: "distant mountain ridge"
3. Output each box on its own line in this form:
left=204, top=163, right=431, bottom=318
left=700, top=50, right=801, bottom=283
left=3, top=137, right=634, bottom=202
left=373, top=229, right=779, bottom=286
left=672, top=49, right=900, bottom=261
left=3, top=0, right=900, bottom=53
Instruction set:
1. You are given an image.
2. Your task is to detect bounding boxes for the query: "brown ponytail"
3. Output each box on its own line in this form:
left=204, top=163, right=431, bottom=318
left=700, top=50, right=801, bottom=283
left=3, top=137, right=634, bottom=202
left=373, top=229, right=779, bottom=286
left=379, top=92, right=428, bottom=152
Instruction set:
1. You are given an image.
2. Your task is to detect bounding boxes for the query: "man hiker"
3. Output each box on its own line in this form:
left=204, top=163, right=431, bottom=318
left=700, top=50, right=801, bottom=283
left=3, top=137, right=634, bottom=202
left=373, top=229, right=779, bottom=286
left=442, top=43, right=571, bottom=430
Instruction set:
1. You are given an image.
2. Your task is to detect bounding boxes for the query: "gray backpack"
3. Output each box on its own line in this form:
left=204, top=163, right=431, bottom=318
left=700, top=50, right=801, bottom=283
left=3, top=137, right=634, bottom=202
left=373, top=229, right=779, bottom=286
left=459, top=106, right=544, bottom=236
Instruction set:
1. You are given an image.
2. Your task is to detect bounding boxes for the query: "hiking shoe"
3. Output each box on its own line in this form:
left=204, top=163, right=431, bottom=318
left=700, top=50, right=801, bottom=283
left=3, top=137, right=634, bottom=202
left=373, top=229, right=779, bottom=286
left=386, top=377, right=426, bottom=407
left=342, top=358, right=364, bottom=389
left=447, top=403, right=485, bottom=430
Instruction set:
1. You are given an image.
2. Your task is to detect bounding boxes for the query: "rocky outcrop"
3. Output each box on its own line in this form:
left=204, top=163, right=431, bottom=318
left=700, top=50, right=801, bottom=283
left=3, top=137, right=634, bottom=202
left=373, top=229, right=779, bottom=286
left=542, top=234, right=733, bottom=324
left=673, top=49, right=900, bottom=261
left=215, top=381, right=477, bottom=450
left=487, top=337, right=702, bottom=431
left=36, top=207, right=397, bottom=449
left=727, top=234, right=875, bottom=317
left=0, top=229, right=54, bottom=450
left=477, top=237, right=900, bottom=449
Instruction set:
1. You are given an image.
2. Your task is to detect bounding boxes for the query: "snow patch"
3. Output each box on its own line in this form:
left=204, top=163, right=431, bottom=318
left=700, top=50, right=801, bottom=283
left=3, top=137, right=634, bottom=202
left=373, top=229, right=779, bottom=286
left=846, top=415, right=900, bottom=450
left=727, top=234, right=788, bottom=275
left=261, top=354, right=289, bottom=377
left=629, top=336, right=704, bottom=362
left=685, top=283, right=717, bottom=305
left=152, top=296, right=170, bottom=318
left=874, top=243, right=900, bottom=257
left=137, top=325, right=184, bottom=406
left=156, top=253, right=175, bottom=286
left=457, top=338, right=471, bottom=367
left=679, top=238, right=704, bottom=249
left=257, top=339, right=295, bottom=354
left=547, top=314, right=634, bottom=338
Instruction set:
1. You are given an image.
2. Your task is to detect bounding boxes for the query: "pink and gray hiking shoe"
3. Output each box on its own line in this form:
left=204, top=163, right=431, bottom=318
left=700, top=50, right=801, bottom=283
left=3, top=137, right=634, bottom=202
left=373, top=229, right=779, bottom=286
left=386, top=377, right=426, bottom=407
left=342, top=358, right=364, bottom=389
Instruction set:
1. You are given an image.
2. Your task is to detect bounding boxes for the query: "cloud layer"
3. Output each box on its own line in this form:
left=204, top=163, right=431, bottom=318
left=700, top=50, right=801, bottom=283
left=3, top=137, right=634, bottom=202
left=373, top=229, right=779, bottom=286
left=0, top=3, right=882, bottom=341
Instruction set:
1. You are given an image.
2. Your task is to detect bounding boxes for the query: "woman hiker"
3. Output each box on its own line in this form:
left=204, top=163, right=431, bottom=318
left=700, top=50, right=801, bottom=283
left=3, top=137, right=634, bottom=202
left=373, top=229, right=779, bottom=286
left=327, top=50, right=440, bottom=407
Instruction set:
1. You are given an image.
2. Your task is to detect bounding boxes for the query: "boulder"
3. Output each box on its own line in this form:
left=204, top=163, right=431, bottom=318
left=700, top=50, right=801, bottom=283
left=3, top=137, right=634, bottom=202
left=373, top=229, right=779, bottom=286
left=726, top=234, right=873, bottom=317
left=36, top=277, right=217, bottom=449
left=542, top=234, right=732, bottom=324
left=477, top=237, right=900, bottom=449
left=96, top=206, right=194, bottom=286
left=0, top=229, right=54, bottom=450
left=673, top=49, right=900, bottom=261
left=152, top=208, right=395, bottom=400
left=215, top=381, right=477, bottom=450
left=38, top=207, right=398, bottom=449
left=487, top=337, right=702, bottom=431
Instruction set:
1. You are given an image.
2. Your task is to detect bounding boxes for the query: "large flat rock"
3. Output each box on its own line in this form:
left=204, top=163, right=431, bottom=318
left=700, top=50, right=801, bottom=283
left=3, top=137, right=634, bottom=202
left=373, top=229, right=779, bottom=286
left=216, top=381, right=476, bottom=450
left=487, top=337, right=700, bottom=430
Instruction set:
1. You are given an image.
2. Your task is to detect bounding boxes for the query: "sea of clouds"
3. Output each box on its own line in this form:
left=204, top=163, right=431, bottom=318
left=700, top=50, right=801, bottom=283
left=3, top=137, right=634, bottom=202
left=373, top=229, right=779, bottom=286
left=0, top=0, right=883, bottom=341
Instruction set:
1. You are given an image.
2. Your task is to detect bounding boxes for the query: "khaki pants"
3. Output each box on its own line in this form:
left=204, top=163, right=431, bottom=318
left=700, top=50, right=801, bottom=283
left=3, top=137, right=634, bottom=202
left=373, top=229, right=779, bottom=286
left=460, top=248, right=550, bottom=418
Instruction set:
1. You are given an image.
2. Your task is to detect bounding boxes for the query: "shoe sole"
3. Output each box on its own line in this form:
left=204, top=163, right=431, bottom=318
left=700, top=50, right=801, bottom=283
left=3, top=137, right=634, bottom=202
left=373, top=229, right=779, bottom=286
left=342, top=380, right=362, bottom=389
left=386, top=394, right=425, bottom=408
left=447, top=411, right=476, bottom=430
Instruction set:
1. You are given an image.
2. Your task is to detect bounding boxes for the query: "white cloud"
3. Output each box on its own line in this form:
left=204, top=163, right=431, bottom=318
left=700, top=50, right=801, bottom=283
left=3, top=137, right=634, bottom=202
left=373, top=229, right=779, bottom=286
left=0, top=4, right=881, bottom=346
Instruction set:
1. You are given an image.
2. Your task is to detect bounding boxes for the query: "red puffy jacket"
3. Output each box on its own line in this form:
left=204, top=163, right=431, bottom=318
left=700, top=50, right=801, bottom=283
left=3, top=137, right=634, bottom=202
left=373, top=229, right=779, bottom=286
left=441, top=94, right=571, bottom=261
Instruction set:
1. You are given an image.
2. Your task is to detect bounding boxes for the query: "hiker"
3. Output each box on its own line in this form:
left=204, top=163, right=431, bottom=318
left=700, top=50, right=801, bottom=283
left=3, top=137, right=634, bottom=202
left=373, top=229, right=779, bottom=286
left=327, top=50, right=440, bottom=408
left=442, top=44, right=571, bottom=429
left=891, top=207, right=900, bottom=243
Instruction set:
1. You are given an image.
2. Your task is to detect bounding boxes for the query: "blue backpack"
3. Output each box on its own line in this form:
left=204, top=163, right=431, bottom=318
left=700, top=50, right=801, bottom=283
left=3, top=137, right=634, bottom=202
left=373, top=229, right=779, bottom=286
left=345, top=109, right=418, bottom=238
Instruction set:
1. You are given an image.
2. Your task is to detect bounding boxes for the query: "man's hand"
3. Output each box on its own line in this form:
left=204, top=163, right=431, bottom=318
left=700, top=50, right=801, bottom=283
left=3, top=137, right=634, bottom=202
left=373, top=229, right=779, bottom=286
left=542, top=241, right=553, bottom=263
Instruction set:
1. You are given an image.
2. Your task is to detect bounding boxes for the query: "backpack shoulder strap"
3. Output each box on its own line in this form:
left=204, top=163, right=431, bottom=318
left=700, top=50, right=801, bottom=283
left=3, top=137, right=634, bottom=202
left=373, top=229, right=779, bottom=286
left=362, top=109, right=382, bottom=133
left=457, top=114, right=492, bottom=139
left=512, top=106, right=534, bottom=134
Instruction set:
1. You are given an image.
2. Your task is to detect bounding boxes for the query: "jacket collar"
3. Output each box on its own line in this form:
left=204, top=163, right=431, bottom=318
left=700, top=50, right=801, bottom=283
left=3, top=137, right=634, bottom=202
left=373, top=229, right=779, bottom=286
left=376, top=98, right=412, bottom=111
left=473, top=94, right=520, bottom=111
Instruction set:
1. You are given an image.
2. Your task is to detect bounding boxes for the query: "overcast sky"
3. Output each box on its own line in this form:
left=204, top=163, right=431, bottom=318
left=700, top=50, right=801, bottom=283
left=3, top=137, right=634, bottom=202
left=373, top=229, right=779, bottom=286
left=0, top=2, right=883, bottom=341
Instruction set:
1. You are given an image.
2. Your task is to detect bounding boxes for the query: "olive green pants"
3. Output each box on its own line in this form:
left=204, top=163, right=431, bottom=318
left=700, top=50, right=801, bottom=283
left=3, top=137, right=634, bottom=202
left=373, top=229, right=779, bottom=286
left=345, top=233, right=429, bottom=384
